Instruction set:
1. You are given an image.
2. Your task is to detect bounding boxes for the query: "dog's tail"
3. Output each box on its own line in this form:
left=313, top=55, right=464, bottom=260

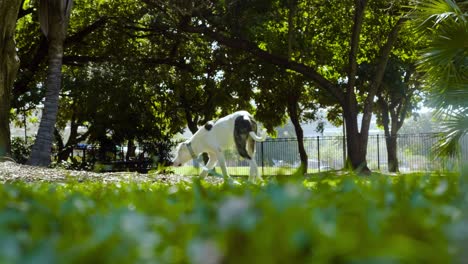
left=234, top=115, right=263, bottom=160
left=248, top=131, right=267, bottom=142
left=246, top=129, right=266, bottom=159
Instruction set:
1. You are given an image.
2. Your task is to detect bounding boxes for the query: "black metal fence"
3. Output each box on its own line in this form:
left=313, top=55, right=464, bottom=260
left=174, top=133, right=468, bottom=176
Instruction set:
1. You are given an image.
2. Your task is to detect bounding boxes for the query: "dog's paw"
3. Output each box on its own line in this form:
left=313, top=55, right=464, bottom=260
left=248, top=176, right=264, bottom=184
left=230, top=179, right=241, bottom=185
left=224, top=177, right=241, bottom=186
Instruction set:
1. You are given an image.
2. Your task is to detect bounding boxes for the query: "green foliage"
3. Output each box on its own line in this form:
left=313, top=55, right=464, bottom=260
left=408, top=0, right=468, bottom=158
left=0, top=172, right=466, bottom=263
left=10, top=137, right=33, bottom=164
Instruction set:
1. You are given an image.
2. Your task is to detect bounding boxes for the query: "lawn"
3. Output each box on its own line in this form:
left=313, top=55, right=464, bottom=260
left=0, top=167, right=467, bottom=263
left=172, top=165, right=327, bottom=176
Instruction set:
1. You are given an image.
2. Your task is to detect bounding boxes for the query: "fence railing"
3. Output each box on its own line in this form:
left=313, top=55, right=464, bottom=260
left=174, top=133, right=468, bottom=176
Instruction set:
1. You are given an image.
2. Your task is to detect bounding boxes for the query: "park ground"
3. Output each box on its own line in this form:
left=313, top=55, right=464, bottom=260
left=0, top=161, right=467, bottom=263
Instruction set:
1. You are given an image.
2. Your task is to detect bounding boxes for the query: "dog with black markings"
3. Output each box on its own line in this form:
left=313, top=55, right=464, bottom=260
left=172, top=111, right=267, bottom=182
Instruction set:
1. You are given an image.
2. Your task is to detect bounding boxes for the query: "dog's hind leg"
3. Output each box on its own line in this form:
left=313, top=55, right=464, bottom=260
left=215, top=150, right=230, bottom=179
left=248, top=158, right=262, bottom=182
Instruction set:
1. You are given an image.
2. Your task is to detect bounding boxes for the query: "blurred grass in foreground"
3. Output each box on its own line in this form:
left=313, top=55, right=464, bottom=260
left=0, top=169, right=467, bottom=263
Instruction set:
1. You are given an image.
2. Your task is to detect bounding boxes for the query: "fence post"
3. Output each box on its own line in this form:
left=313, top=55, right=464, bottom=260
left=261, top=141, right=264, bottom=176
left=377, top=134, right=380, bottom=171
left=342, top=124, right=347, bottom=168
left=317, top=136, right=320, bottom=172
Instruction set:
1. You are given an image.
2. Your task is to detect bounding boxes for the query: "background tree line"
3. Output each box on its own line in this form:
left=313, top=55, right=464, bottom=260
left=0, top=0, right=466, bottom=174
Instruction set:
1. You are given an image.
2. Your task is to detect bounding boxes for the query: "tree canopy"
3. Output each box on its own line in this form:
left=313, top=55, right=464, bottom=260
left=5, top=0, right=459, bottom=170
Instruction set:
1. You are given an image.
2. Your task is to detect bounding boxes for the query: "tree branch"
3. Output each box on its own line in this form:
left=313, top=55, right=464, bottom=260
left=64, top=17, right=108, bottom=46
left=179, top=23, right=345, bottom=104
left=13, top=18, right=109, bottom=99
left=347, top=0, right=368, bottom=105
left=360, top=17, right=406, bottom=134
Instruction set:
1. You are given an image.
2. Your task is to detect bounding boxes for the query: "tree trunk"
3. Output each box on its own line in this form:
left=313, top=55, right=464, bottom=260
left=0, top=0, right=22, bottom=158
left=343, top=107, right=370, bottom=173
left=287, top=101, right=307, bottom=175
left=378, top=97, right=401, bottom=173
left=28, top=41, right=65, bottom=166
left=28, top=0, right=72, bottom=166
left=126, top=139, right=136, bottom=161
left=385, top=134, right=399, bottom=172
left=343, top=15, right=405, bottom=174
left=55, top=127, right=74, bottom=162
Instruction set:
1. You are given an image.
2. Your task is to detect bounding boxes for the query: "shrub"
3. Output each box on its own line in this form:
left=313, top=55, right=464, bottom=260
left=0, top=172, right=465, bottom=263
left=10, top=137, right=33, bottom=164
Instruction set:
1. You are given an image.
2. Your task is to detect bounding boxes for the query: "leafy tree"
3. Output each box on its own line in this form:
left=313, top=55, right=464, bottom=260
left=52, top=60, right=187, bottom=163
left=28, top=0, right=73, bottom=166
left=410, top=0, right=468, bottom=158
left=13, top=1, right=108, bottom=109
left=12, top=0, right=183, bottom=163
left=143, top=0, right=410, bottom=173
left=376, top=60, right=423, bottom=172
left=255, top=65, right=319, bottom=174
left=359, top=58, right=424, bottom=172
left=13, top=0, right=261, bottom=166
left=399, top=111, right=442, bottom=134
left=254, top=0, right=320, bottom=174
left=0, top=0, right=23, bottom=159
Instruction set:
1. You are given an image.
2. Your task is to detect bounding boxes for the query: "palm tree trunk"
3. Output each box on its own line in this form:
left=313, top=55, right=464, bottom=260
left=28, top=42, right=64, bottom=166
left=0, top=0, right=22, bottom=159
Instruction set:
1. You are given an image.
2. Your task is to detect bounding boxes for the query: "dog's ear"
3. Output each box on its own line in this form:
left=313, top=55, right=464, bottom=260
left=204, top=121, right=214, bottom=131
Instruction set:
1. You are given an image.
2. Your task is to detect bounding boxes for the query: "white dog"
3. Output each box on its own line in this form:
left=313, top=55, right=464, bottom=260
left=172, top=111, right=267, bottom=181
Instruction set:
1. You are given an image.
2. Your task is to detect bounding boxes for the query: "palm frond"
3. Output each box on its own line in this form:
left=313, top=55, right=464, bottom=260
left=411, top=0, right=468, bottom=159
left=433, top=108, right=468, bottom=158
left=429, top=89, right=468, bottom=110
left=410, top=0, right=466, bottom=30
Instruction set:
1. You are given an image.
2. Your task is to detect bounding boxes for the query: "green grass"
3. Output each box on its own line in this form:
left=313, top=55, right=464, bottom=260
left=0, top=170, right=467, bottom=263
left=173, top=165, right=318, bottom=176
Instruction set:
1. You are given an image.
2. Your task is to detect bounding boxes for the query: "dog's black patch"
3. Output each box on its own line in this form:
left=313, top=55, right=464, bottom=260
left=249, top=119, right=258, bottom=155
left=234, top=115, right=255, bottom=160
left=204, top=121, right=214, bottom=131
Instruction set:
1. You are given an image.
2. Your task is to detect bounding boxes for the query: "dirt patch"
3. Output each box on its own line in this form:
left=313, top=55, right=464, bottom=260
left=0, top=161, right=223, bottom=185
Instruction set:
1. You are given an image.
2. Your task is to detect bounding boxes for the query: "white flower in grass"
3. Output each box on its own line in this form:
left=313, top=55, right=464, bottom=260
left=188, top=238, right=222, bottom=264
left=218, top=196, right=251, bottom=229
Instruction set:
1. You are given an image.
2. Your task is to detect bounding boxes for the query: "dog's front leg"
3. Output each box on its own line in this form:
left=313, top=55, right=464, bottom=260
left=215, top=150, right=230, bottom=179
left=200, top=153, right=218, bottom=178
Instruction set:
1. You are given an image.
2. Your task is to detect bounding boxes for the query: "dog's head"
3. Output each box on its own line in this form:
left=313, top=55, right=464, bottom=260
left=171, top=142, right=192, bottom=167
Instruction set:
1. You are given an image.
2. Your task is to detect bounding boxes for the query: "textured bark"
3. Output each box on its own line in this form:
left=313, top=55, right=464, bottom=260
left=28, top=0, right=73, bottom=167
left=385, top=135, right=399, bottom=172
left=28, top=42, right=65, bottom=166
left=126, top=140, right=136, bottom=161
left=0, top=0, right=22, bottom=158
left=343, top=109, right=370, bottom=172
left=288, top=101, right=308, bottom=175
left=342, top=0, right=370, bottom=173
left=343, top=14, right=405, bottom=173
left=377, top=65, right=414, bottom=173
left=378, top=96, right=411, bottom=173
left=55, top=111, right=90, bottom=162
